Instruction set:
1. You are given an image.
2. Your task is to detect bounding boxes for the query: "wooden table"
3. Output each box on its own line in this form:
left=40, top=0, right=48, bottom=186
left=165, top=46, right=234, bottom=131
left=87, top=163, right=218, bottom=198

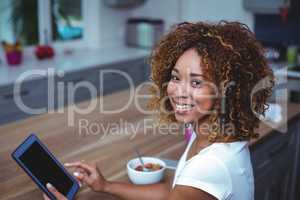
left=0, top=87, right=186, bottom=200
left=1, top=87, right=300, bottom=200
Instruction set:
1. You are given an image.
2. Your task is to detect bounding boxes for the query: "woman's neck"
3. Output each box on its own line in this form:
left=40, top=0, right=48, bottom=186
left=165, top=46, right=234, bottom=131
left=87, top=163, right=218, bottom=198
left=190, top=116, right=213, bottom=149
left=192, top=115, right=210, bottom=138
left=190, top=116, right=241, bottom=143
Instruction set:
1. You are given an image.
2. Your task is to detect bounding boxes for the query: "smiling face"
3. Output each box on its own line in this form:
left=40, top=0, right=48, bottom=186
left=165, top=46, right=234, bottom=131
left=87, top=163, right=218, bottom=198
left=167, top=48, right=217, bottom=124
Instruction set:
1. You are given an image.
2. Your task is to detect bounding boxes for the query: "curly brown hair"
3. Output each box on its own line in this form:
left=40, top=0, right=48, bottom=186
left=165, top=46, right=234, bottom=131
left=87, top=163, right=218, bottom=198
left=148, top=21, right=274, bottom=142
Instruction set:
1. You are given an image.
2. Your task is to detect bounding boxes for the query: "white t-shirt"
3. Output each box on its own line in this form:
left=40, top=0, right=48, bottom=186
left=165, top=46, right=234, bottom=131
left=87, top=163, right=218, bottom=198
left=172, top=131, right=254, bottom=200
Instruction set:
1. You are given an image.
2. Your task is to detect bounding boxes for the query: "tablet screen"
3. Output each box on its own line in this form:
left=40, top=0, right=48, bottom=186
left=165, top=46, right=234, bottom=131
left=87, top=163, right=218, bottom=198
left=19, top=141, right=73, bottom=196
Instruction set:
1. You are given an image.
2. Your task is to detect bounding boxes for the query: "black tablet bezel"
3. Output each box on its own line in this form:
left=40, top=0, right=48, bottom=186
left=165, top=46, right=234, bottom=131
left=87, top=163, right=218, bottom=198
left=11, top=134, right=79, bottom=200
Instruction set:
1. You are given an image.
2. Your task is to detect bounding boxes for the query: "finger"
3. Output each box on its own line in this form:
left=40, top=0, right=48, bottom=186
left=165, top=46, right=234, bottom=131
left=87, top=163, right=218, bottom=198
left=43, top=193, right=50, bottom=200
left=72, top=167, right=85, bottom=176
left=73, top=171, right=94, bottom=186
left=46, top=183, right=66, bottom=199
left=77, top=167, right=86, bottom=174
left=73, top=172, right=83, bottom=187
left=65, top=162, right=95, bottom=174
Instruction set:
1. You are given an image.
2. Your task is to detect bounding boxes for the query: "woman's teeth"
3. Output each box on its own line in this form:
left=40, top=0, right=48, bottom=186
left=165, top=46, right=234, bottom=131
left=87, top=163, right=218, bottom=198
left=175, top=103, right=194, bottom=111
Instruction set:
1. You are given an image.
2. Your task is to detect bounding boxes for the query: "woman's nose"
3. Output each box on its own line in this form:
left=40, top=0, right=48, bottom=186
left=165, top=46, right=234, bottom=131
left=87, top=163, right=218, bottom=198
left=176, top=82, right=189, bottom=97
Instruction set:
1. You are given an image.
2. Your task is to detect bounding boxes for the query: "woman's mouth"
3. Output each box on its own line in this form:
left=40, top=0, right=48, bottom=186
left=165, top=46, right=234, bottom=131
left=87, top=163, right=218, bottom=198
left=174, top=103, right=195, bottom=114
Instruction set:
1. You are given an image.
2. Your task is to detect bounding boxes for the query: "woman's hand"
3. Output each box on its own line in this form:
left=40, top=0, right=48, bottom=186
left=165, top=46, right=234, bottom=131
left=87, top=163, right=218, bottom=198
left=65, top=161, right=107, bottom=193
left=43, top=183, right=67, bottom=200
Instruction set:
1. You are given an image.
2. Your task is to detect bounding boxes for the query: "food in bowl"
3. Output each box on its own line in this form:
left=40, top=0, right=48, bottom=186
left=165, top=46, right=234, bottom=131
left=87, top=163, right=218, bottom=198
left=135, top=163, right=163, bottom=172
left=127, top=157, right=166, bottom=185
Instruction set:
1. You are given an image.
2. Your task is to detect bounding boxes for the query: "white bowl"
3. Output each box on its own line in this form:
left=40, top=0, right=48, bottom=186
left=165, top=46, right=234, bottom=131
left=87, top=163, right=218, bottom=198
left=127, top=157, right=166, bottom=185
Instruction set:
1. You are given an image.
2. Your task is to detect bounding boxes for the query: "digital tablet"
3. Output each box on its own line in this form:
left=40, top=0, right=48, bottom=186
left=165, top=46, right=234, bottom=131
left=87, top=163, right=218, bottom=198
left=11, top=134, right=79, bottom=200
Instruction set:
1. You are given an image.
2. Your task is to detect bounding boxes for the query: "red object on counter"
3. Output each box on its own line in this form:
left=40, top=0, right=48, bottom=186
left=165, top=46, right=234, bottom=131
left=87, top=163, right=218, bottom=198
left=35, top=45, right=55, bottom=60
left=6, top=51, right=23, bottom=66
left=2, top=40, right=23, bottom=66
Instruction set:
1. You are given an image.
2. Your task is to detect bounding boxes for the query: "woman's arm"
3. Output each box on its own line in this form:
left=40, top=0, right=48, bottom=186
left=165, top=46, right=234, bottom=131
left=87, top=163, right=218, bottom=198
left=43, top=181, right=216, bottom=200
left=103, top=181, right=170, bottom=200
left=43, top=161, right=216, bottom=200
left=65, top=161, right=171, bottom=200
left=168, top=185, right=217, bottom=200
left=43, top=161, right=219, bottom=200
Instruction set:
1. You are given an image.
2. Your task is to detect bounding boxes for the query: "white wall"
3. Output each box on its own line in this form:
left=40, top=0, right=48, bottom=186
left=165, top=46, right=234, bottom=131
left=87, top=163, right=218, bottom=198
left=181, top=0, right=254, bottom=30
left=129, top=0, right=182, bottom=32
left=95, top=0, right=254, bottom=48
left=96, top=2, right=131, bottom=48
left=95, top=0, right=181, bottom=48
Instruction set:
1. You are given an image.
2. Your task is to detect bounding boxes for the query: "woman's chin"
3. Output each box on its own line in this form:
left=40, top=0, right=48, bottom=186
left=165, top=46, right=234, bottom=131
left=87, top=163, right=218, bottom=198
left=174, top=112, right=195, bottom=123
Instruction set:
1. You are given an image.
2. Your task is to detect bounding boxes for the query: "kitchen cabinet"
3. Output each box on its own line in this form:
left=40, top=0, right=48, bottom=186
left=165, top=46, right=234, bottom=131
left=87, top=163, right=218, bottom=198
left=101, top=58, right=148, bottom=95
left=0, top=78, right=49, bottom=124
left=287, top=79, right=300, bottom=92
left=292, top=121, right=300, bottom=200
left=250, top=115, right=300, bottom=200
left=0, top=57, right=150, bottom=125
left=56, top=68, right=100, bottom=108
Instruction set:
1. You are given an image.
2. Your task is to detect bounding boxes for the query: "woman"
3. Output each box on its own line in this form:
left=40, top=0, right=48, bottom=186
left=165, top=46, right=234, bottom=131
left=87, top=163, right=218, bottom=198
left=44, top=21, right=274, bottom=200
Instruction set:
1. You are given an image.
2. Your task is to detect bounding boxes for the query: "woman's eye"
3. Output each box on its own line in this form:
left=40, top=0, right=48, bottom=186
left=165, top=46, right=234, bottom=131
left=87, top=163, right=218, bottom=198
left=170, top=75, right=179, bottom=81
left=191, top=80, right=202, bottom=87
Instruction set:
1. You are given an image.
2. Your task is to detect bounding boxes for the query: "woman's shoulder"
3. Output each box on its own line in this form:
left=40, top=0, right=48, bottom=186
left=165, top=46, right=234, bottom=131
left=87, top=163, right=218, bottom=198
left=177, top=153, right=233, bottom=199
left=207, top=141, right=249, bottom=159
left=212, top=140, right=248, bottom=149
left=189, top=141, right=251, bottom=172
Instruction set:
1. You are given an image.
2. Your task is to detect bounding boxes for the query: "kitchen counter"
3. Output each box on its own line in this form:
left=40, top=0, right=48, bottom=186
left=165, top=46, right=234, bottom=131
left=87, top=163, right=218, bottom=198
left=270, top=61, right=300, bottom=79
left=0, top=87, right=300, bottom=200
left=0, top=45, right=150, bottom=87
